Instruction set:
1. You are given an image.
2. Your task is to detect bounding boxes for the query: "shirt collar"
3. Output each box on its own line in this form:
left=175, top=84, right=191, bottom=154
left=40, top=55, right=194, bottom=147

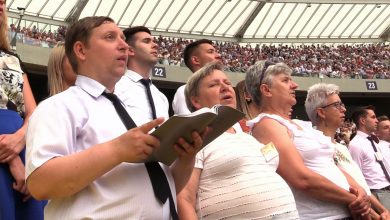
left=124, top=69, right=152, bottom=83
left=356, top=130, right=370, bottom=138
left=75, top=75, right=107, bottom=98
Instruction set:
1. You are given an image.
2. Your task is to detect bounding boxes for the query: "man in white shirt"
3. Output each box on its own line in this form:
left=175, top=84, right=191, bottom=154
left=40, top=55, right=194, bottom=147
left=115, top=26, right=169, bottom=124
left=349, top=105, right=390, bottom=191
left=26, top=18, right=202, bottom=219
left=115, top=26, right=204, bottom=219
left=172, top=39, right=222, bottom=115
left=377, top=115, right=390, bottom=144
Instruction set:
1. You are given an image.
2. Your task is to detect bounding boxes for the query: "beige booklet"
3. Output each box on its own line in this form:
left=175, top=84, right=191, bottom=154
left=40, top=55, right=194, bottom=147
left=147, top=105, right=245, bottom=166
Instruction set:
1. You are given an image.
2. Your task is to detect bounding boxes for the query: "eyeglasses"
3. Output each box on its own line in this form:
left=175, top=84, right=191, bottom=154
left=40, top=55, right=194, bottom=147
left=321, top=101, right=345, bottom=110
left=259, top=61, right=276, bottom=85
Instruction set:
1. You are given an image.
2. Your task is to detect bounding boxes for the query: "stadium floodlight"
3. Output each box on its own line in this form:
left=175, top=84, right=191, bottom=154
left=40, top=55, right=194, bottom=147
left=11, top=7, right=26, bottom=50
left=17, top=7, right=25, bottom=15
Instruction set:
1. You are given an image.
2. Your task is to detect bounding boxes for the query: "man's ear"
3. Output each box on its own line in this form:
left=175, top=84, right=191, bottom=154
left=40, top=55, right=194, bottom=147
left=128, top=45, right=135, bottom=56
left=73, top=41, right=86, bottom=61
left=190, top=96, right=202, bottom=110
left=359, top=116, right=366, bottom=127
left=191, top=56, right=200, bottom=66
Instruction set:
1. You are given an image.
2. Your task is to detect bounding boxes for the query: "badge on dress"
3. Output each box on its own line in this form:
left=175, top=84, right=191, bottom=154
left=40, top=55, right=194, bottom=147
left=261, top=142, right=278, bottom=162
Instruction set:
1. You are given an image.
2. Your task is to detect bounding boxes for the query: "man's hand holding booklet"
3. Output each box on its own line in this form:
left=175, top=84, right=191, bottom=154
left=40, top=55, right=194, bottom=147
left=147, top=104, right=245, bottom=165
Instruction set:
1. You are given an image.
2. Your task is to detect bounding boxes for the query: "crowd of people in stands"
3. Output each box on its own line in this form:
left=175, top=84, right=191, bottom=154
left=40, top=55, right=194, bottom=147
left=9, top=24, right=390, bottom=79
left=156, top=37, right=390, bottom=79
left=9, top=24, right=67, bottom=47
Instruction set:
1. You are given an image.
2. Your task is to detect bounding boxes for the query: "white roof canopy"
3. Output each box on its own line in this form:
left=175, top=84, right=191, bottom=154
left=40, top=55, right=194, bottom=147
left=6, top=0, right=390, bottom=44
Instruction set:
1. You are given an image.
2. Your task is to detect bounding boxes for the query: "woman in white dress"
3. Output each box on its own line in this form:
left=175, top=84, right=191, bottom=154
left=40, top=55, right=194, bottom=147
left=305, top=83, right=390, bottom=219
left=177, top=62, right=299, bottom=220
left=245, top=61, right=371, bottom=220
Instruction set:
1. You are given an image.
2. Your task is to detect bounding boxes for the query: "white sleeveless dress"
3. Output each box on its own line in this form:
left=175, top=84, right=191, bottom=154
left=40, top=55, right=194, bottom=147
left=247, top=113, right=350, bottom=220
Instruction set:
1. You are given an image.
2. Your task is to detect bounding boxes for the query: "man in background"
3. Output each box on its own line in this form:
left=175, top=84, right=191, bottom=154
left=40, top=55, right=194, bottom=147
left=115, top=26, right=204, bottom=219
left=349, top=106, right=390, bottom=195
left=172, top=39, right=222, bottom=115
left=377, top=115, right=390, bottom=145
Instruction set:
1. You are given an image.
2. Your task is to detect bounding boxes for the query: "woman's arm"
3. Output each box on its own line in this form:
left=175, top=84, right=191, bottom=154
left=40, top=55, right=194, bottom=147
left=170, top=131, right=203, bottom=193
left=252, top=118, right=369, bottom=208
left=9, top=156, right=31, bottom=201
left=177, top=168, right=201, bottom=220
left=0, top=74, right=36, bottom=163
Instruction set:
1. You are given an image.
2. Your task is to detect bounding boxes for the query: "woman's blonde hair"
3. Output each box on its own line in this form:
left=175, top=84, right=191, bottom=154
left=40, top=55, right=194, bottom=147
left=47, top=42, right=67, bottom=96
left=0, top=2, right=11, bottom=51
left=235, top=80, right=255, bottom=120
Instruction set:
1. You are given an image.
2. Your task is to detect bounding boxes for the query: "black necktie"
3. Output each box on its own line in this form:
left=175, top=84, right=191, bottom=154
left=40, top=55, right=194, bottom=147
left=369, top=134, right=380, bottom=144
left=367, top=135, right=390, bottom=182
left=140, top=79, right=157, bottom=120
left=102, top=92, right=179, bottom=220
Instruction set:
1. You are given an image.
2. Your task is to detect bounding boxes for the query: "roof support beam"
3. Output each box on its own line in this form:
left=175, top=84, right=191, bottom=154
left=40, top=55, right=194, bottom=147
left=253, top=0, right=389, bottom=4
left=8, top=12, right=67, bottom=27
left=318, top=4, right=344, bottom=36
left=65, top=0, right=89, bottom=24
left=264, top=3, right=286, bottom=37
left=275, top=3, right=297, bottom=37
left=149, top=29, right=386, bottom=44
left=201, top=1, right=228, bottom=34
left=240, top=37, right=386, bottom=43
left=224, top=1, right=252, bottom=37
left=361, top=4, right=387, bottom=37
left=129, top=0, right=146, bottom=26
left=379, top=21, right=390, bottom=41
left=211, top=0, right=240, bottom=34
left=234, top=1, right=265, bottom=39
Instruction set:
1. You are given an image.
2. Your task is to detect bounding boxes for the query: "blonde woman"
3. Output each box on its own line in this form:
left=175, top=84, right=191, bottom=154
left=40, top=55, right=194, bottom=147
left=0, top=1, right=45, bottom=219
left=234, top=80, right=260, bottom=133
left=47, top=42, right=76, bottom=96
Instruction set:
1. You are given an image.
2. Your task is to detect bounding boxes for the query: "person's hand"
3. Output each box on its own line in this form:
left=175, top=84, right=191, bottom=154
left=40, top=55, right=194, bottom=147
left=113, top=118, right=164, bottom=163
left=9, top=157, right=31, bottom=202
left=174, top=130, right=204, bottom=164
left=0, top=132, right=25, bottom=163
left=349, top=186, right=371, bottom=217
left=380, top=210, right=390, bottom=220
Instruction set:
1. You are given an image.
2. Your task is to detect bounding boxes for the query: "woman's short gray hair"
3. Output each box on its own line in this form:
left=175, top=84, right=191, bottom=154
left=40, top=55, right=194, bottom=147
left=305, top=83, right=340, bottom=126
left=185, top=61, right=224, bottom=112
left=245, top=61, right=292, bottom=106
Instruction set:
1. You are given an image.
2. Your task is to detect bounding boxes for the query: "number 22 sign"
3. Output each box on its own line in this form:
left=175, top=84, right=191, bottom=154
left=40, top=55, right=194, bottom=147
left=365, top=81, right=378, bottom=90
left=152, top=66, right=166, bottom=78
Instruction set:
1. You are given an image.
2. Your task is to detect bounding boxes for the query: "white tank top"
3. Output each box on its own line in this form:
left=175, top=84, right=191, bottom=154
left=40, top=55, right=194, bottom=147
left=248, top=113, right=350, bottom=220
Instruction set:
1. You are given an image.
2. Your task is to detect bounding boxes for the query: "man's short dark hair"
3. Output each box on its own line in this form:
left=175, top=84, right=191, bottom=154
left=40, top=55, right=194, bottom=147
left=65, top=16, right=114, bottom=73
left=351, top=105, right=376, bottom=128
left=123, top=26, right=151, bottom=45
left=378, top=115, right=389, bottom=122
left=183, top=39, right=213, bottom=71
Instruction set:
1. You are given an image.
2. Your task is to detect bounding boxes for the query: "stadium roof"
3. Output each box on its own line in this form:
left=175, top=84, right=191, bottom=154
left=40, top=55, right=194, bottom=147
left=6, top=0, right=390, bottom=44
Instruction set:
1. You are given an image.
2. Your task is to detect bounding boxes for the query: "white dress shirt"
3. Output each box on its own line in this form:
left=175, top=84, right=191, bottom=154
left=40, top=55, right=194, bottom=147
left=115, top=70, right=173, bottom=219
left=116, top=70, right=169, bottom=124
left=26, top=75, right=175, bottom=220
left=172, top=85, right=191, bottom=115
left=349, top=130, right=390, bottom=190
